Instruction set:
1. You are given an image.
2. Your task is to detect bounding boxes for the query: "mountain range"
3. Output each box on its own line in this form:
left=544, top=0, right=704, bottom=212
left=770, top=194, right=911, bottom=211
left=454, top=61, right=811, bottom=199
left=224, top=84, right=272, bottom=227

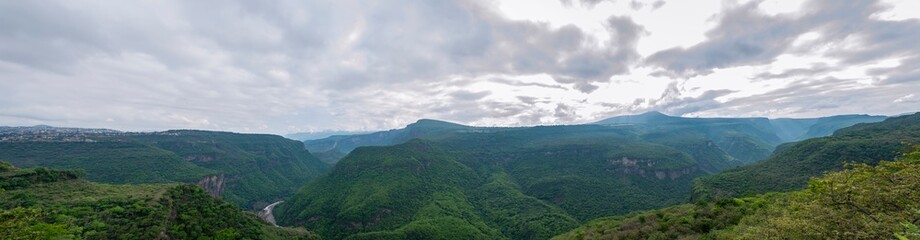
left=2, top=111, right=915, bottom=239
left=271, top=112, right=889, bottom=239
left=0, top=129, right=329, bottom=210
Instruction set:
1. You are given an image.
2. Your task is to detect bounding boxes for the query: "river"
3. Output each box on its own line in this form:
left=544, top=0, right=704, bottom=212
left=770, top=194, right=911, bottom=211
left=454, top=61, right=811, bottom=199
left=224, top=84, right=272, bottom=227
left=258, top=201, right=284, bottom=226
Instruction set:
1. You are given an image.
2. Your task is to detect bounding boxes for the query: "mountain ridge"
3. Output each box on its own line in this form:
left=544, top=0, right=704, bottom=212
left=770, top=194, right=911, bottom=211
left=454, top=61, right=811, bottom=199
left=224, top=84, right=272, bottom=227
left=0, top=129, right=330, bottom=210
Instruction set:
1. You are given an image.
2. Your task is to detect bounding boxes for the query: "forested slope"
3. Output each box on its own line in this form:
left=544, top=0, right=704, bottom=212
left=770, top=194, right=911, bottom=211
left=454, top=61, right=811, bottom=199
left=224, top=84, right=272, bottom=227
left=693, top=112, right=920, bottom=200
left=0, top=160, right=316, bottom=239
left=0, top=130, right=330, bottom=210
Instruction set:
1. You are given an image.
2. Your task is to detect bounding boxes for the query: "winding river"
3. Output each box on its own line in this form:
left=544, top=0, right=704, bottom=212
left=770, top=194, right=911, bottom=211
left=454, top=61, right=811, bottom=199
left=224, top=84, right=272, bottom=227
left=258, top=201, right=284, bottom=226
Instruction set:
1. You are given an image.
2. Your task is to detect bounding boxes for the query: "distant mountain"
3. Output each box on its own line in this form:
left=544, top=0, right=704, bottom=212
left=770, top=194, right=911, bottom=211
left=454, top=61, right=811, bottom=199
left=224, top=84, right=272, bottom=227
left=692, top=112, right=920, bottom=200
left=309, top=112, right=885, bottom=165
left=277, top=112, right=892, bottom=239
left=769, top=114, right=887, bottom=142
left=303, top=119, right=499, bottom=163
left=285, top=130, right=373, bottom=141
left=597, top=112, right=886, bottom=142
left=0, top=160, right=316, bottom=239
left=593, top=111, right=676, bottom=125
left=595, top=112, right=886, bottom=162
left=0, top=129, right=330, bottom=210
left=554, top=145, right=920, bottom=239
left=276, top=122, right=786, bottom=239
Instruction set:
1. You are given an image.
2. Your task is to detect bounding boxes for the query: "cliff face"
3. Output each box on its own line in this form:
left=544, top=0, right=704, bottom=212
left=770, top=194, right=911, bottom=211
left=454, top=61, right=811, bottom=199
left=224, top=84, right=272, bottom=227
left=196, top=174, right=225, bottom=197
left=608, top=157, right=698, bottom=180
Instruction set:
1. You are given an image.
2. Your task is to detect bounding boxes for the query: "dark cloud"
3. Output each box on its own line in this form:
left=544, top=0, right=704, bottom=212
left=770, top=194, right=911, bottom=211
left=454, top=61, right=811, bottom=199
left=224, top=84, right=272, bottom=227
left=866, top=55, right=920, bottom=84
left=0, top=0, right=648, bottom=132
left=1, top=0, right=917, bottom=132
left=752, top=63, right=835, bottom=80
left=646, top=0, right=920, bottom=81
left=517, top=96, right=539, bottom=105
left=490, top=78, right=568, bottom=90
left=449, top=90, right=491, bottom=101
left=646, top=0, right=804, bottom=77
left=554, top=103, right=578, bottom=122
left=709, top=76, right=917, bottom=117
left=649, top=82, right=735, bottom=115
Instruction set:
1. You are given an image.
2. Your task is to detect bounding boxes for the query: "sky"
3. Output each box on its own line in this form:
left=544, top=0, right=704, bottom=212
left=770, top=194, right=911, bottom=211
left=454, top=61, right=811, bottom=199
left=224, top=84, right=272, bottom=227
left=1, top=0, right=919, bottom=134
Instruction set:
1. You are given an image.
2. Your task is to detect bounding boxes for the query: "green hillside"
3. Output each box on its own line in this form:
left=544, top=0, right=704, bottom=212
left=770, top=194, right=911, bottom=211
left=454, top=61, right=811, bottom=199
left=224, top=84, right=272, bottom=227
left=0, top=130, right=330, bottom=210
left=277, top=124, right=750, bottom=239
left=303, top=119, right=496, bottom=163
left=768, top=114, right=886, bottom=142
left=554, top=146, right=920, bottom=240
left=127, top=130, right=330, bottom=209
left=0, top=160, right=316, bottom=239
left=693, top=112, right=920, bottom=200
left=0, top=141, right=215, bottom=184
left=308, top=112, right=884, bottom=165
left=275, top=140, right=508, bottom=239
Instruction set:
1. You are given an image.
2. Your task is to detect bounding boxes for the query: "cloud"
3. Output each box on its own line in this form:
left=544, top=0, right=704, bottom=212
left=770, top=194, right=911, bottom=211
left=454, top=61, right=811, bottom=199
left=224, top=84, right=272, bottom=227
left=752, top=63, right=835, bottom=80
left=0, top=0, right=647, bottom=132
left=449, top=90, right=492, bottom=101
left=491, top=78, right=568, bottom=90
left=645, top=0, right=920, bottom=81
left=645, top=0, right=805, bottom=77
left=693, top=76, right=920, bottom=118
left=0, top=0, right=917, bottom=132
left=894, top=94, right=920, bottom=103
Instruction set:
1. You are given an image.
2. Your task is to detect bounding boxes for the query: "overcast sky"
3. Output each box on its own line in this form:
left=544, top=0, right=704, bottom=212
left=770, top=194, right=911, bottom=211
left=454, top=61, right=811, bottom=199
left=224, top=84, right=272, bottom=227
left=1, top=0, right=919, bottom=134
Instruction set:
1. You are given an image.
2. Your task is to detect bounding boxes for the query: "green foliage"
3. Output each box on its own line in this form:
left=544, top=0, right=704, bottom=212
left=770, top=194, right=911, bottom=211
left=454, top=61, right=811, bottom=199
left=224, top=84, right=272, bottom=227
left=472, top=172, right=580, bottom=239
left=716, top=150, right=920, bottom=239
left=552, top=194, right=779, bottom=240
left=0, top=161, right=317, bottom=239
left=0, top=130, right=330, bottom=210
left=276, top=140, right=497, bottom=239
left=0, top=142, right=215, bottom=184
left=303, top=119, right=479, bottom=163
left=282, top=119, right=790, bottom=239
left=1, top=166, right=79, bottom=190
left=694, top=113, right=920, bottom=200
left=555, top=145, right=920, bottom=240
left=128, top=130, right=330, bottom=209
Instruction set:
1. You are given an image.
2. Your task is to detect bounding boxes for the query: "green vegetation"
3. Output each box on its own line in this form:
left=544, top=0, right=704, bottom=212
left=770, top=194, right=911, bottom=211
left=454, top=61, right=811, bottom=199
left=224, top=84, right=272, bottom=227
left=128, top=130, right=330, bottom=209
left=693, top=113, right=920, bottom=200
left=554, top=146, right=920, bottom=240
left=279, top=124, right=727, bottom=239
left=768, top=114, right=886, bottom=142
left=0, top=130, right=329, bottom=210
left=0, top=160, right=316, bottom=239
left=0, top=141, right=215, bottom=183
left=303, top=119, right=491, bottom=163
left=0, top=112, right=894, bottom=239
left=275, top=140, right=505, bottom=239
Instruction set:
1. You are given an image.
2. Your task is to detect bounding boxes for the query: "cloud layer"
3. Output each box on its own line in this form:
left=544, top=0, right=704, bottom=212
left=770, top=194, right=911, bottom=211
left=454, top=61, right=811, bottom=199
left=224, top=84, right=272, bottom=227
left=0, top=0, right=918, bottom=133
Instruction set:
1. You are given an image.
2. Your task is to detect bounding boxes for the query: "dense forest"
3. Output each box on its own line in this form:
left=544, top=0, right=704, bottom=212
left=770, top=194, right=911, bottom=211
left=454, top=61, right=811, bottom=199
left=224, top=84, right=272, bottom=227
left=0, top=130, right=329, bottom=210
left=555, top=145, right=920, bottom=239
left=555, top=113, right=920, bottom=239
left=274, top=113, right=893, bottom=239
left=693, top=113, right=920, bottom=200
left=0, top=160, right=316, bottom=239
left=0, top=112, right=909, bottom=239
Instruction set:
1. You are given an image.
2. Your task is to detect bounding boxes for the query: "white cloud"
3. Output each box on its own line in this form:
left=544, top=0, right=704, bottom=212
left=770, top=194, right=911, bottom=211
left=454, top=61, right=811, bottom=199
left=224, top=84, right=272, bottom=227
left=895, top=94, right=919, bottom=103
left=0, top=0, right=918, bottom=133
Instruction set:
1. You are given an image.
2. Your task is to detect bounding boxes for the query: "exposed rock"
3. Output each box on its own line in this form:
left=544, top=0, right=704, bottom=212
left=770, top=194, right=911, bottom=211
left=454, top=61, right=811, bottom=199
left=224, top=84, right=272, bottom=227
left=608, top=157, right=697, bottom=180
left=196, top=174, right=225, bottom=197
